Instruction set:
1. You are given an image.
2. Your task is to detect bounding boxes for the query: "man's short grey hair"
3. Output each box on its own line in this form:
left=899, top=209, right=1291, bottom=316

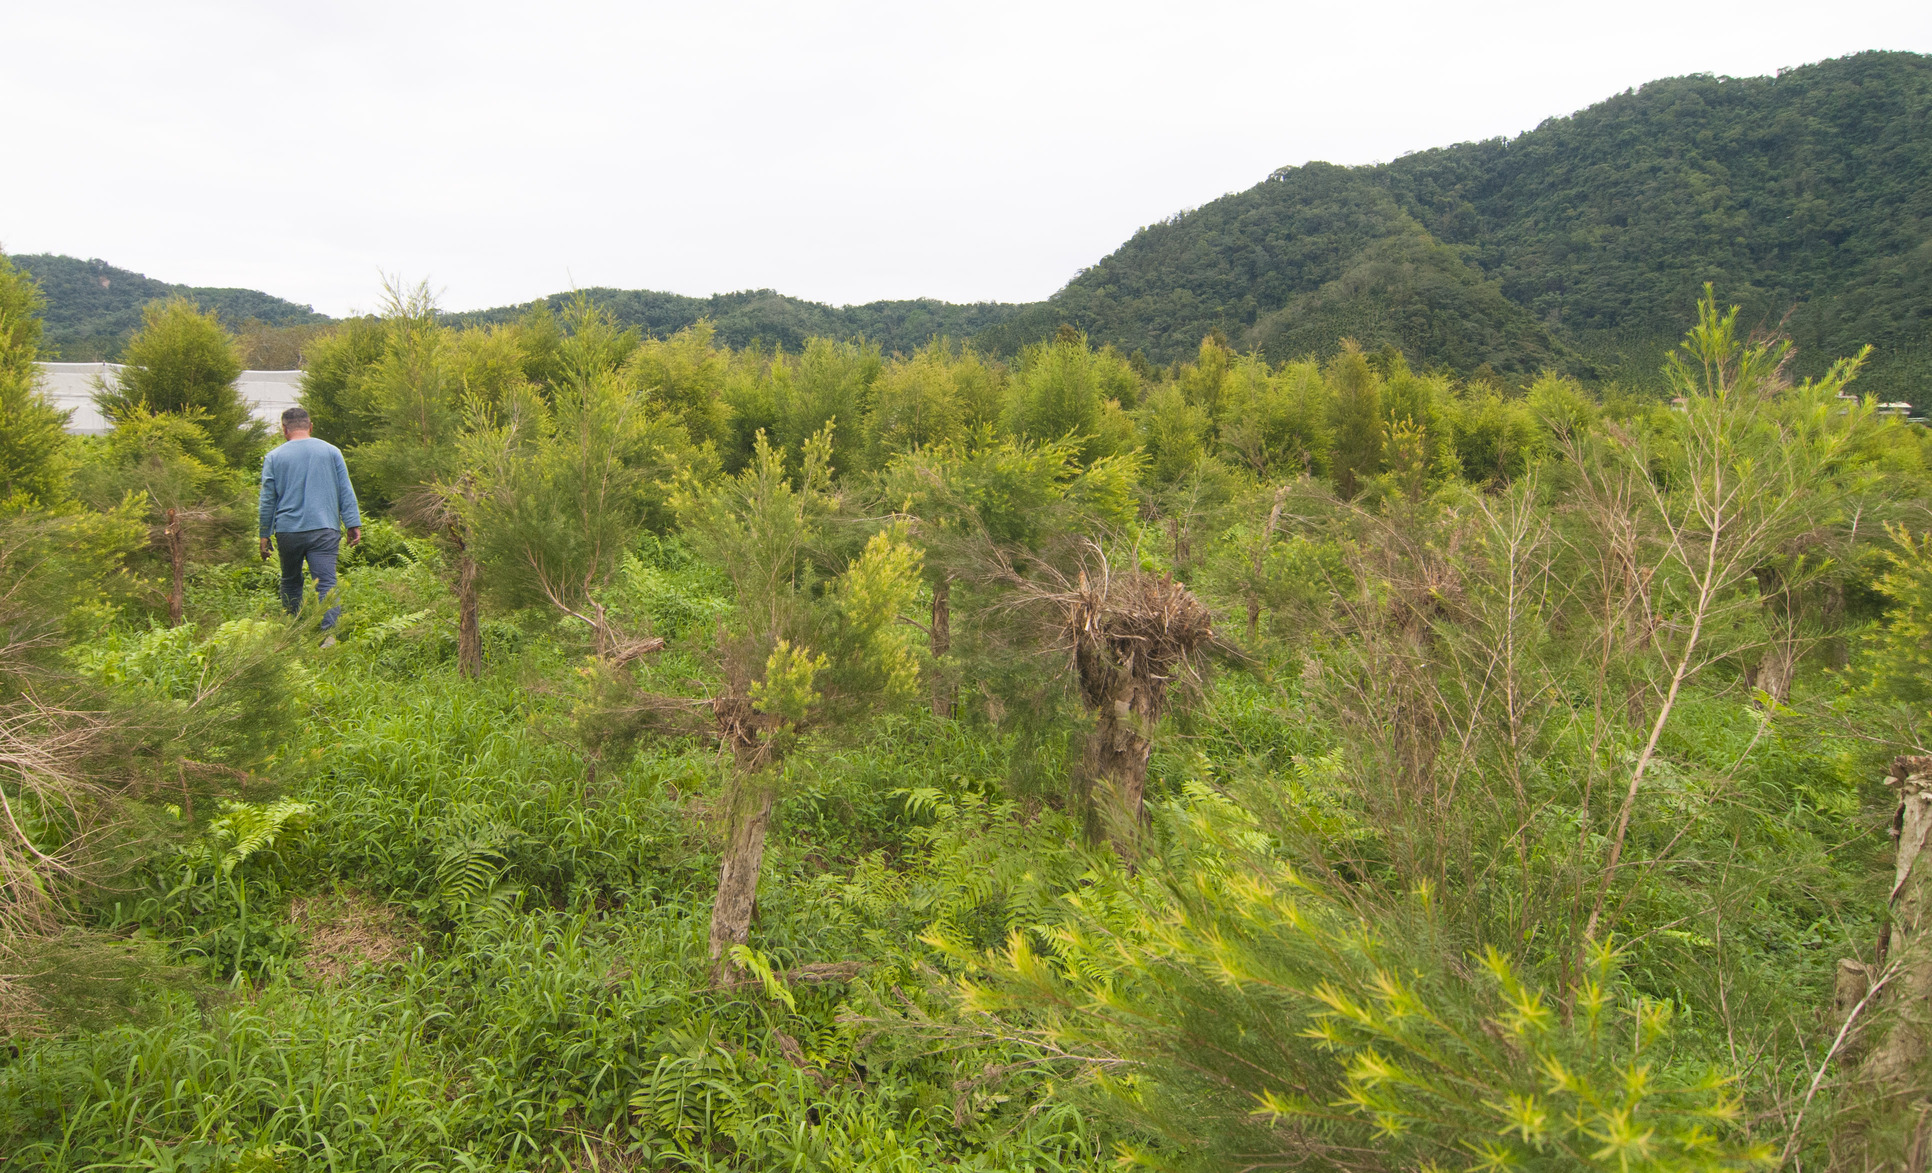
left=281, top=407, right=312, bottom=429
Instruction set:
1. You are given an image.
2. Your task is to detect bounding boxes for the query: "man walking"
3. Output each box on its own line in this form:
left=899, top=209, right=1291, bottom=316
left=259, top=407, right=361, bottom=646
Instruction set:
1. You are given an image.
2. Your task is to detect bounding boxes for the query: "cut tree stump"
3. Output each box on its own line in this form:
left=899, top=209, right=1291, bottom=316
left=1862, top=756, right=1932, bottom=1088
left=1831, top=755, right=1932, bottom=1170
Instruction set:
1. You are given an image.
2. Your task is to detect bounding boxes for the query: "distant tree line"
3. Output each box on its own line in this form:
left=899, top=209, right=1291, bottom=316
left=15, top=51, right=1931, bottom=407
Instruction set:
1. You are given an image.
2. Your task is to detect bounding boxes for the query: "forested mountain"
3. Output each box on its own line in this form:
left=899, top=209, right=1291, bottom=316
left=16, top=50, right=1931, bottom=397
left=6, top=254, right=329, bottom=360
left=447, top=287, right=1030, bottom=356
left=9, top=253, right=1031, bottom=365
left=1044, top=50, right=1932, bottom=396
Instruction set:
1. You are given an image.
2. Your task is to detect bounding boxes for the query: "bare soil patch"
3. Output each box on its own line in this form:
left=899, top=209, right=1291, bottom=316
left=291, top=890, right=416, bottom=982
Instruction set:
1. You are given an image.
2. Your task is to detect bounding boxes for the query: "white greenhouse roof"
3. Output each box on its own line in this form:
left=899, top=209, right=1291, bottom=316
left=36, top=362, right=303, bottom=434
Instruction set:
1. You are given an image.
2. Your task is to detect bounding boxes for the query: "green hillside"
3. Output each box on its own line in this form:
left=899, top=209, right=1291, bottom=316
left=1034, top=163, right=1569, bottom=376
left=1044, top=50, right=1932, bottom=396
left=6, top=255, right=330, bottom=361
left=9, top=254, right=1031, bottom=366
left=448, top=287, right=1030, bottom=356
left=17, top=49, right=1932, bottom=397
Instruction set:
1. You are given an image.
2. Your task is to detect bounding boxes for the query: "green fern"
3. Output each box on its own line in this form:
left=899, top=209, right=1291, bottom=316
left=179, top=799, right=315, bottom=876
left=434, top=836, right=518, bottom=917
left=357, top=607, right=432, bottom=649
left=726, top=944, right=797, bottom=1012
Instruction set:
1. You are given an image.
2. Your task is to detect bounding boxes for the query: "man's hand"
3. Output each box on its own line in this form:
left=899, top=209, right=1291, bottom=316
left=260, top=536, right=272, bottom=561
left=347, top=525, right=362, bottom=547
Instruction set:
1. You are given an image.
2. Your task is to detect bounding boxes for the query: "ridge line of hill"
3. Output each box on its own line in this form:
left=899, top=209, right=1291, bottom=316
left=14, top=49, right=1931, bottom=402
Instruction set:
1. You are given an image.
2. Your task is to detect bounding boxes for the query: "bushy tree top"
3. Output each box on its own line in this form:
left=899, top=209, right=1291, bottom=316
left=97, top=297, right=264, bottom=467
left=0, top=256, right=70, bottom=508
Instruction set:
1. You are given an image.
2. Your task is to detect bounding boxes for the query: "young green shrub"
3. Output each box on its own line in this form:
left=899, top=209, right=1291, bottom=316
left=668, top=425, right=928, bottom=975
left=73, top=408, right=251, bottom=625
left=957, top=796, right=1770, bottom=1173
left=1221, top=357, right=1333, bottom=481
left=70, top=616, right=307, bottom=771
left=1003, top=328, right=1141, bottom=464
left=96, top=297, right=265, bottom=467
left=297, top=314, right=389, bottom=450
left=0, top=256, right=70, bottom=509
left=865, top=339, right=971, bottom=466
left=1325, top=342, right=1383, bottom=499
left=461, top=361, right=697, bottom=658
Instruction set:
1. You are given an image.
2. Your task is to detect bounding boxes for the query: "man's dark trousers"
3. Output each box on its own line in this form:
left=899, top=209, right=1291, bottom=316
left=277, top=528, right=342, bottom=630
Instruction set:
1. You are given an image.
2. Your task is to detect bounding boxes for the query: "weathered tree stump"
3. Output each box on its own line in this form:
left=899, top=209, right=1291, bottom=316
left=1830, top=755, right=1932, bottom=1169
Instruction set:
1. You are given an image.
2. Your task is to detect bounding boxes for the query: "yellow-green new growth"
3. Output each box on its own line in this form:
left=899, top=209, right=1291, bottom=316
left=838, top=523, right=924, bottom=704
left=749, top=639, right=826, bottom=727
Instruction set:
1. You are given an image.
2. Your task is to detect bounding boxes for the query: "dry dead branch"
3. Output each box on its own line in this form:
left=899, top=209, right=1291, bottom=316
left=713, top=960, right=865, bottom=992
left=978, top=541, right=1214, bottom=834
left=0, top=698, right=113, bottom=944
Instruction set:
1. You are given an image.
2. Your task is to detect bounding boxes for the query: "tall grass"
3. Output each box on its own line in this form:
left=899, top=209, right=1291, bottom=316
left=0, top=477, right=1905, bottom=1169
left=1, top=563, right=1104, bottom=1170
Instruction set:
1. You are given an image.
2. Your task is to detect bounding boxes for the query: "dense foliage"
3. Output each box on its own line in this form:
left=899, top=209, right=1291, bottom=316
left=1041, top=50, right=1932, bottom=399
left=5, top=52, right=1932, bottom=1159
left=451, top=289, right=1033, bottom=360
left=96, top=298, right=269, bottom=467
left=6, top=254, right=327, bottom=362
left=0, top=255, right=70, bottom=506
left=0, top=259, right=1929, bottom=1170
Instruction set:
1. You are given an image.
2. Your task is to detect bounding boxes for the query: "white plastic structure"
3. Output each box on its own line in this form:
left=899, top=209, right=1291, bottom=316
left=36, top=362, right=303, bottom=435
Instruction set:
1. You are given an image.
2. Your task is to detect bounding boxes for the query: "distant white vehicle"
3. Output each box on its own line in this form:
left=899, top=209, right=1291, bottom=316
left=37, top=362, right=304, bottom=435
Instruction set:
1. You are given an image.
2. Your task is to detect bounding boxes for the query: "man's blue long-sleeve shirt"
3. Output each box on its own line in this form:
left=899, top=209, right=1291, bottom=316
left=258, top=437, right=361, bottom=537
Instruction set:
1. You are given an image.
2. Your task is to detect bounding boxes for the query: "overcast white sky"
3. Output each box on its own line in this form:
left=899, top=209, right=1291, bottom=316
left=3, top=2, right=1928, bottom=318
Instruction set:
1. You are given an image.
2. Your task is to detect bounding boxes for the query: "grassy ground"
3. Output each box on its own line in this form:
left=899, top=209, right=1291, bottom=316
left=0, top=550, right=1109, bottom=1171
left=0, top=533, right=1896, bottom=1170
